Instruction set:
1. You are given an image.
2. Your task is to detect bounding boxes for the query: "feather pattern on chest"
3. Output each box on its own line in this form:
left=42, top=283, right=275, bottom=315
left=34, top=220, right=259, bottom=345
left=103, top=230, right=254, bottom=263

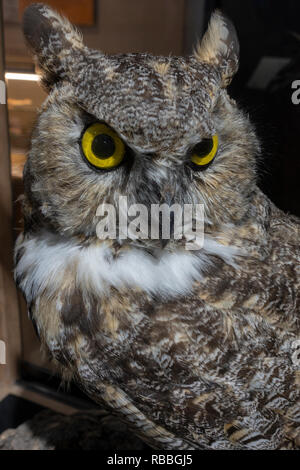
left=15, top=190, right=300, bottom=449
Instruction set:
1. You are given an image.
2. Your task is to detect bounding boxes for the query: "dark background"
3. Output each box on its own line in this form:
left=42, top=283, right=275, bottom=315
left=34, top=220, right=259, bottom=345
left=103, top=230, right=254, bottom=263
left=206, top=0, right=300, bottom=216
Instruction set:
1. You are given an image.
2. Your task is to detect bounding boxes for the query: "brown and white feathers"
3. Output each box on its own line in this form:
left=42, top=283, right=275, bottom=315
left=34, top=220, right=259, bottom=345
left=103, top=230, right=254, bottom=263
left=15, top=4, right=300, bottom=450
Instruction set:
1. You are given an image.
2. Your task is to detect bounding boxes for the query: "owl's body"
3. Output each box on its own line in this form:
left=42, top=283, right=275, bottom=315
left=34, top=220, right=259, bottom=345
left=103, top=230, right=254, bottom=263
left=15, top=4, right=299, bottom=449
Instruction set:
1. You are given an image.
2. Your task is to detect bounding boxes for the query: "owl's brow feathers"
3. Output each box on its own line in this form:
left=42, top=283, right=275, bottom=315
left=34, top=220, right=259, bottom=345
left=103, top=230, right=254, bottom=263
left=22, top=5, right=238, bottom=150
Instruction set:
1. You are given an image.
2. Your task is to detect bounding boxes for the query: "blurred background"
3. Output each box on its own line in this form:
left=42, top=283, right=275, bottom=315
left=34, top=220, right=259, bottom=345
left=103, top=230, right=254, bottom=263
left=0, top=0, right=299, bottom=433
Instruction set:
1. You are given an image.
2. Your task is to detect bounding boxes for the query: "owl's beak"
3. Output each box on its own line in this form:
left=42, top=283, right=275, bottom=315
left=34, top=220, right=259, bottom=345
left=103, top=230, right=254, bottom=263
left=160, top=239, right=169, bottom=249
left=158, top=193, right=175, bottom=249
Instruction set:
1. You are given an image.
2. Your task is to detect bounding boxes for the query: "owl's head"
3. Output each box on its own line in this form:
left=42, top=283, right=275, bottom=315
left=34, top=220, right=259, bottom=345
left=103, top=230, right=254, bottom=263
left=22, top=4, right=259, bottom=246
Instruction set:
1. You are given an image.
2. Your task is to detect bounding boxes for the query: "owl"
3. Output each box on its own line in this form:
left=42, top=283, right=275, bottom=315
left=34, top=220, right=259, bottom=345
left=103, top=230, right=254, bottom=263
left=15, top=4, right=300, bottom=450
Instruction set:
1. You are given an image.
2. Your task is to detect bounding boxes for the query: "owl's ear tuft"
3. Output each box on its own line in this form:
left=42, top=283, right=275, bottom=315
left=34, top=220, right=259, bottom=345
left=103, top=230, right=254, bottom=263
left=194, top=10, right=239, bottom=87
left=22, top=3, right=84, bottom=90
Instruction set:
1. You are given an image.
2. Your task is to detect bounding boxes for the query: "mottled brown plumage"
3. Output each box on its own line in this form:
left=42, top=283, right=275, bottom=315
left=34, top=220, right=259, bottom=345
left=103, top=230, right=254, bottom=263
left=15, top=4, right=299, bottom=449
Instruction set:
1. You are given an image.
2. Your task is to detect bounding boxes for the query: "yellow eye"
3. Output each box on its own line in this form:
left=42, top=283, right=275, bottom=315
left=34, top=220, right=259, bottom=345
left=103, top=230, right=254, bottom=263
left=81, top=122, right=125, bottom=170
left=190, top=134, right=218, bottom=169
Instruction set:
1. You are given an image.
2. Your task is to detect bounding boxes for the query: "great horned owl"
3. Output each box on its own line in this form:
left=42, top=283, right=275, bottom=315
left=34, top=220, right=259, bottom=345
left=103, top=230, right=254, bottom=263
left=15, top=4, right=299, bottom=449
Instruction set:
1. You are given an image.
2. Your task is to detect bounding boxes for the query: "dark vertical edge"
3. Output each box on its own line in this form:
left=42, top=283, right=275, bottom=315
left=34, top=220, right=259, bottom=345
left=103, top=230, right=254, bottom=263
left=0, top=0, right=22, bottom=387
left=183, top=0, right=206, bottom=55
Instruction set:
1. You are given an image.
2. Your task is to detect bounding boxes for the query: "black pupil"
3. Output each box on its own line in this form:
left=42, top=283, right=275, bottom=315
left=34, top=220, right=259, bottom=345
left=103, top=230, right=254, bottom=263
left=92, top=134, right=116, bottom=159
left=193, top=138, right=213, bottom=157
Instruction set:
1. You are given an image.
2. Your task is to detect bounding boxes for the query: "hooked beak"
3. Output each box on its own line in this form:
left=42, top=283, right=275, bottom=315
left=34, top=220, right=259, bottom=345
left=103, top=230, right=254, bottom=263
left=159, top=191, right=175, bottom=249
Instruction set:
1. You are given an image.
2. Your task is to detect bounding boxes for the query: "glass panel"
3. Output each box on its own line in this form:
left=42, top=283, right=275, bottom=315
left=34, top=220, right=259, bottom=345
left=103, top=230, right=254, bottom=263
left=3, top=0, right=50, bottom=371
